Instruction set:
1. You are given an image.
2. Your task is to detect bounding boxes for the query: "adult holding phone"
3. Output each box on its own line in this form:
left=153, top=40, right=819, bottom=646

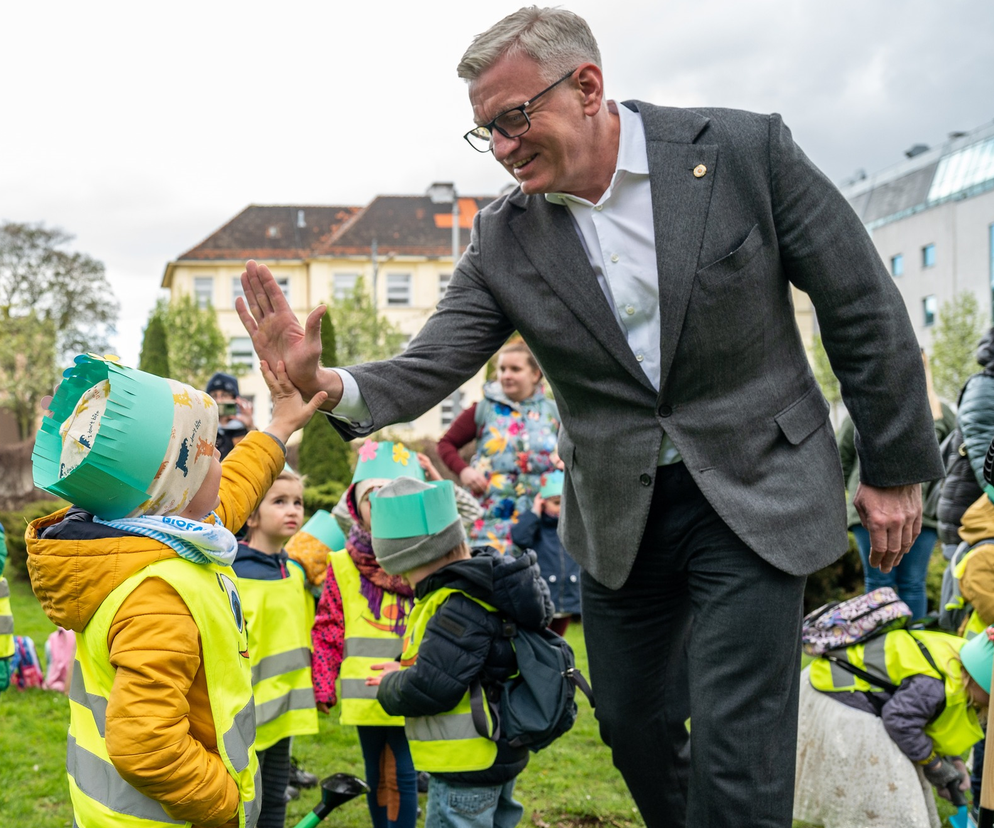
left=206, top=372, right=255, bottom=459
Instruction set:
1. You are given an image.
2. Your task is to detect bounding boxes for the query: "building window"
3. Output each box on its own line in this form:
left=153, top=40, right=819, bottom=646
left=232, top=277, right=245, bottom=308
left=333, top=273, right=358, bottom=302
left=890, top=254, right=903, bottom=277
left=193, top=276, right=214, bottom=308
left=922, top=243, right=936, bottom=268
left=387, top=273, right=411, bottom=306
left=230, top=336, right=254, bottom=368
left=923, top=295, right=937, bottom=327
left=275, top=276, right=290, bottom=303
left=439, top=273, right=452, bottom=301
left=440, top=390, right=462, bottom=428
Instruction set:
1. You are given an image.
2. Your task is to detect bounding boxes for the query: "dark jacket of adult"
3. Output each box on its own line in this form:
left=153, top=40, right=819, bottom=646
left=377, top=547, right=553, bottom=786
left=937, top=330, right=994, bottom=543
left=510, top=511, right=582, bottom=616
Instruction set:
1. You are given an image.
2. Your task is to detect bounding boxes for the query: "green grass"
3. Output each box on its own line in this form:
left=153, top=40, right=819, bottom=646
left=0, top=574, right=964, bottom=827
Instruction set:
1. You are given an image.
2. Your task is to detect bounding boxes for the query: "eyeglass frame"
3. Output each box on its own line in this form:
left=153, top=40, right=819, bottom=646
left=463, top=68, right=578, bottom=153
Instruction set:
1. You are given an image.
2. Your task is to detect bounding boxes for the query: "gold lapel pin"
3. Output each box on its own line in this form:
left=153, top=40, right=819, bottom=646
left=693, top=164, right=707, bottom=178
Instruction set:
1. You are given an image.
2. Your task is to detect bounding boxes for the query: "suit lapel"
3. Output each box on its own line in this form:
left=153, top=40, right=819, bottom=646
left=508, top=196, right=654, bottom=390
left=630, top=102, right=717, bottom=400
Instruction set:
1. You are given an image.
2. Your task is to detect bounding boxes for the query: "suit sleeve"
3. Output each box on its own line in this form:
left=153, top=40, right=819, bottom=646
left=105, top=579, right=240, bottom=828
left=329, top=213, right=515, bottom=440
left=768, top=114, right=943, bottom=487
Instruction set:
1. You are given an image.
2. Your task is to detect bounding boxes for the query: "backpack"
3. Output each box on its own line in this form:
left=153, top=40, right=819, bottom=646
left=938, top=538, right=994, bottom=632
left=10, top=635, right=44, bottom=690
left=801, top=587, right=912, bottom=656
left=474, top=623, right=595, bottom=752
left=43, top=628, right=76, bottom=692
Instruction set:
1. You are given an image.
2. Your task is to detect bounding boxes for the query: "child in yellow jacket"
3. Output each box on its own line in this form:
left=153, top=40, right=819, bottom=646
left=26, top=355, right=325, bottom=828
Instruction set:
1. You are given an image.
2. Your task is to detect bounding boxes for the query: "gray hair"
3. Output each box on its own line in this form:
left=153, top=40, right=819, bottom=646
left=457, top=6, right=601, bottom=84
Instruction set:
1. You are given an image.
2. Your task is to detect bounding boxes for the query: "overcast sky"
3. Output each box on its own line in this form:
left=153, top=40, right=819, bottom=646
left=3, top=0, right=993, bottom=366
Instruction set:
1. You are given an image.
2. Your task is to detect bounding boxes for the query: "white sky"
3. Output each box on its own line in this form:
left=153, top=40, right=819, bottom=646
left=2, top=0, right=993, bottom=366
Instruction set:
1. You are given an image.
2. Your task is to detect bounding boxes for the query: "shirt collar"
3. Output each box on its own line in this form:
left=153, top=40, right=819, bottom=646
left=545, top=100, right=648, bottom=206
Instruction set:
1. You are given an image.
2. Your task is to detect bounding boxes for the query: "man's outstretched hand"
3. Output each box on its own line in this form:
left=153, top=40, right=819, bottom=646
left=235, top=259, right=342, bottom=409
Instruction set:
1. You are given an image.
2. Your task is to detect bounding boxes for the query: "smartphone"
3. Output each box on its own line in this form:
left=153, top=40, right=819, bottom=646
left=218, top=402, right=239, bottom=417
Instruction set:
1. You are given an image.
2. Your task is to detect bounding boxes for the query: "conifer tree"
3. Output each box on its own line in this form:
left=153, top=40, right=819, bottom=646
left=138, top=310, right=171, bottom=378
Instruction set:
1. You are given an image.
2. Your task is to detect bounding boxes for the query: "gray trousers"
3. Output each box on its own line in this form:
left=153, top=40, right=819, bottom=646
left=581, top=462, right=806, bottom=828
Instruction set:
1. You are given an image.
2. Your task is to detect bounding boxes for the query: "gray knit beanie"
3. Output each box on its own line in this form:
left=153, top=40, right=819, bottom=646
left=370, top=477, right=466, bottom=575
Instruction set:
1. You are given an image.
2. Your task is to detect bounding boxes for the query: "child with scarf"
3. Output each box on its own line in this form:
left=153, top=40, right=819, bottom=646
left=26, top=355, right=326, bottom=828
left=311, top=440, right=423, bottom=828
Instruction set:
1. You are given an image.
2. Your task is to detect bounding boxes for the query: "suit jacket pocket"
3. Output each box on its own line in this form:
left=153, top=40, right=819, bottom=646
left=775, top=386, right=830, bottom=445
left=696, top=223, right=762, bottom=284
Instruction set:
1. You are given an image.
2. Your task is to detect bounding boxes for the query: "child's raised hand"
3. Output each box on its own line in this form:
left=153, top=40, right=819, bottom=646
left=365, top=661, right=402, bottom=686
left=532, top=494, right=544, bottom=517
left=260, top=360, right=329, bottom=445
left=418, top=453, right=442, bottom=481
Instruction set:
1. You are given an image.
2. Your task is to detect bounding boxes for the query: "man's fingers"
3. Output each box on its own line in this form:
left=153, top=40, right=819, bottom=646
left=304, top=305, right=327, bottom=347
left=240, top=269, right=266, bottom=320
left=235, top=296, right=258, bottom=335
left=243, top=260, right=275, bottom=317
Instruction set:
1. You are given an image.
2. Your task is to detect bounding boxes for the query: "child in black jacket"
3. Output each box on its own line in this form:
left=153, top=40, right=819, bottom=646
left=365, top=477, right=553, bottom=828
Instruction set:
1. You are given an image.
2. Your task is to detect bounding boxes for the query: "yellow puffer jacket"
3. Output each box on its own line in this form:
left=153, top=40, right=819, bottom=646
left=26, top=431, right=284, bottom=828
left=958, top=494, right=994, bottom=628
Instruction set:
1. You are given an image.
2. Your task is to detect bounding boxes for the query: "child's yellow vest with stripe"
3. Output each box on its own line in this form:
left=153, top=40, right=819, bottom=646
left=0, top=577, right=13, bottom=661
left=809, top=629, right=983, bottom=757
left=238, top=560, right=318, bottom=751
left=329, top=550, right=406, bottom=727
left=397, top=587, right=498, bottom=772
left=69, top=558, right=261, bottom=828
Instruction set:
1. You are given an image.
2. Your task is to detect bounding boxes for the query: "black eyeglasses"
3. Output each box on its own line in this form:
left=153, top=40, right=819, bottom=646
left=464, top=68, right=577, bottom=153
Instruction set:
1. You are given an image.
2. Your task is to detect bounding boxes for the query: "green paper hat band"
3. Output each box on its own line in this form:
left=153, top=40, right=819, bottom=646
left=540, top=470, right=565, bottom=499
left=32, top=354, right=218, bottom=520
left=298, top=509, right=346, bottom=551
left=370, top=479, right=460, bottom=540
left=351, top=440, right=425, bottom=485
left=960, top=630, right=994, bottom=694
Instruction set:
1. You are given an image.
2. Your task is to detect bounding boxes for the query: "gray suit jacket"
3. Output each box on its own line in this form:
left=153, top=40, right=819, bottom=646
left=334, top=103, right=944, bottom=589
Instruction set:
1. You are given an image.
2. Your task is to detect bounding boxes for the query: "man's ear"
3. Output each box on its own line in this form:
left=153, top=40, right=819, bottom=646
left=575, top=63, right=605, bottom=116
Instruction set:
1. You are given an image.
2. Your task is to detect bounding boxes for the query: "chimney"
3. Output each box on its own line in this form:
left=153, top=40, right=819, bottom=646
left=904, top=144, right=930, bottom=159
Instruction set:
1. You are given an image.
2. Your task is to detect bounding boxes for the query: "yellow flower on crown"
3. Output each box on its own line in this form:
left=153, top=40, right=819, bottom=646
left=393, top=442, right=410, bottom=466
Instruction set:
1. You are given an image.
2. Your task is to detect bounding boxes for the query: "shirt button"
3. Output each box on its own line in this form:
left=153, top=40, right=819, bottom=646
left=640, top=473, right=652, bottom=486
left=659, top=404, right=672, bottom=417
left=636, top=353, right=644, bottom=362
left=610, top=254, right=620, bottom=263
left=594, top=205, right=604, bottom=211
left=625, top=304, right=635, bottom=315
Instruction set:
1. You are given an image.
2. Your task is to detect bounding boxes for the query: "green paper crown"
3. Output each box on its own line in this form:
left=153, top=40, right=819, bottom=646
left=298, top=509, right=346, bottom=551
left=960, top=630, right=994, bottom=694
left=351, top=440, right=425, bottom=484
left=370, top=479, right=459, bottom=540
left=32, top=354, right=175, bottom=520
left=540, top=470, right=565, bottom=499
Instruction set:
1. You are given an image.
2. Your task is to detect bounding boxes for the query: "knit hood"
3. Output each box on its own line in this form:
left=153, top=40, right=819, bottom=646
left=26, top=506, right=180, bottom=632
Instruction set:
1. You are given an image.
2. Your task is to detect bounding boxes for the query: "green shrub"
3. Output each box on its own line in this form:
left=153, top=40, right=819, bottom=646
left=303, top=480, right=349, bottom=516
left=0, top=499, right=66, bottom=579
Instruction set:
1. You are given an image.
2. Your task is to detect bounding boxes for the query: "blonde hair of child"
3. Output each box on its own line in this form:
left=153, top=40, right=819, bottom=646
left=244, top=469, right=305, bottom=545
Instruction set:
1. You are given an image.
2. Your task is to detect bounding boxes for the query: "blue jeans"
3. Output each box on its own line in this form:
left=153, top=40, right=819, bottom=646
left=357, top=725, right=418, bottom=828
left=425, top=777, right=522, bottom=828
left=852, top=525, right=938, bottom=620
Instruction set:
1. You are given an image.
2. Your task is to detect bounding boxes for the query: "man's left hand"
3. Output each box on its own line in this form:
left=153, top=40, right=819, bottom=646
left=853, top=482, right=923, bottom=574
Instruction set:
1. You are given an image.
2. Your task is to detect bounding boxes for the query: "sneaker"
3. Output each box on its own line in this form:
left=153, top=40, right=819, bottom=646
left=417, top=771, right=430, bottom=793
left=284, top=784, right=300, bottom=802
left=289, top=757, right=319, bottom=789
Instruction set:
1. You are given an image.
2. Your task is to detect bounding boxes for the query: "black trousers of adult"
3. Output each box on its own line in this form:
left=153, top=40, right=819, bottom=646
left=581, top=462, right=806, bottom=828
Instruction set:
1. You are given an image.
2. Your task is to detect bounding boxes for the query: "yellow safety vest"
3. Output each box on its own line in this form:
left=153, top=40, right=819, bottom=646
left=0, top=577, right=13, bottom=660
left=810, top=629, right=983, bottom=758
left=398, top=587, right=498, bottom=773
left=69, top=558, right=260, bottom=828
left=238, top=560, right=318, bottom=751
left=328, top=550, right=407, bottom=727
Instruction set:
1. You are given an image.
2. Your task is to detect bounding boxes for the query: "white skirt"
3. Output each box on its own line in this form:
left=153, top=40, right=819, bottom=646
left=793, top=667, right=940, bottom=828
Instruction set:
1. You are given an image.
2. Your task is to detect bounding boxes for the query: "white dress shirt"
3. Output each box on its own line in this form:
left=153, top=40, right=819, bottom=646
left=333, top=101, right=679, bottom=464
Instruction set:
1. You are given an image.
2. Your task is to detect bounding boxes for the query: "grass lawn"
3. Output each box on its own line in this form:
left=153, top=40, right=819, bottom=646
left=0, top=574, right=963, bottom=827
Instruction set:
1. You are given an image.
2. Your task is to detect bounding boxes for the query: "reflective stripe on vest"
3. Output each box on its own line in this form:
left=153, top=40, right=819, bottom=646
left=0, top=577, right=14, bottom=658
left=810, top=630, right=984, bottom=757
left=70, top=558, right=258, bottom=828
left=329, top=551, right=407, bottom=727
left=238, top=564, right=318, bottom=751
left=400, top=587, right=498, bottom=773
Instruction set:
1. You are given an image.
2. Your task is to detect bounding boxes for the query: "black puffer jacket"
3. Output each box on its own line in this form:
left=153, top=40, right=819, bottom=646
left=377, top=546, right=554, bottom=785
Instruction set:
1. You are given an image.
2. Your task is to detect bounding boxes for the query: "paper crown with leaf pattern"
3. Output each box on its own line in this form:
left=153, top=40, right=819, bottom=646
left=351, top=440, right=425, bottom=485
left=32, top=354, right=218, bottom=520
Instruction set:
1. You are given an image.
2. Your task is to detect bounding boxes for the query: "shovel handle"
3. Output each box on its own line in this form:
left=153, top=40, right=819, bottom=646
left=948, top=782, right=968, bottom=808
left=980, top=656, right=994, bottom=826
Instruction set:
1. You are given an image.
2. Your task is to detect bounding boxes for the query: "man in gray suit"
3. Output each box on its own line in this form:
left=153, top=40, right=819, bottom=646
left=237, top=7, right=943, bottom=826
